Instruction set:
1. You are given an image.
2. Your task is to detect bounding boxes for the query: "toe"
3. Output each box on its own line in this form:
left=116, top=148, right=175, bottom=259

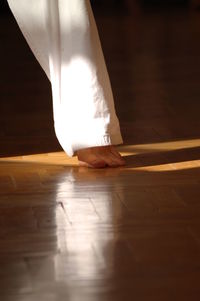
left=88, top=160, right=107, bottom=169
left=78, top=159, right=107, bottom=169
left=101, top=153, right=124, bottom=167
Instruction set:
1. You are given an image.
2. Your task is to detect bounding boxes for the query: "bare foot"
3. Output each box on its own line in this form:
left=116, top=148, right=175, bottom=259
left=77, top=145, right=126, bottom=168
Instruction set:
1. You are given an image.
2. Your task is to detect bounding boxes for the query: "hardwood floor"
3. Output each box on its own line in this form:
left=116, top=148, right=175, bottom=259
left=1, top=2, right=200, bottom=300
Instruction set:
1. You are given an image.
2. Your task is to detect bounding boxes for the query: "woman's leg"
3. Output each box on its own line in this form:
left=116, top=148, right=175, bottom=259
left=7, top=0, right=125, bottom=167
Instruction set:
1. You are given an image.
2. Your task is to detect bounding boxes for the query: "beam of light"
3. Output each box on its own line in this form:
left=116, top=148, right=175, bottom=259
left=130, top=159, right=200, bottom=172
left=0, top=138, right=200, bottom=171
left=0, top=151, right=78, bottom=166
left=118, top=138, right=200, bottom=156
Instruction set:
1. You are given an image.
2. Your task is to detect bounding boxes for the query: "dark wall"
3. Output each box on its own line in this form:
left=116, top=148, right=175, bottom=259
left=141, top=0, right=189, bottom=6
left=1, top=0, right=10, bottom=15
left=0, top=0, right=191, bottom=16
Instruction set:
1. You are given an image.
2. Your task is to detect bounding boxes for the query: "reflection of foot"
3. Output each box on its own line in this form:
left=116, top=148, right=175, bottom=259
left=77, top=145, right=126, bottom=168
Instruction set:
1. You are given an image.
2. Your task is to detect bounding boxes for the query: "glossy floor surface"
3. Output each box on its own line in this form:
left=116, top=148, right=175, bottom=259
left=1, top=1, right=200, bottom=300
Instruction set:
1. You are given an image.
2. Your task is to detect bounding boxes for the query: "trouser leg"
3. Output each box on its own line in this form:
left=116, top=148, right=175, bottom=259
left=7, top=0, right=123, bottom=157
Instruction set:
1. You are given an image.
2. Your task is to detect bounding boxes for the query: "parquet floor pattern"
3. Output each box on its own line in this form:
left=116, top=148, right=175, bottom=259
left=1, top=1, right=200, bottom=300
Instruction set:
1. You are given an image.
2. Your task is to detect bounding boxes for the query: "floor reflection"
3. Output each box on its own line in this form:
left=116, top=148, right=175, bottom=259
left=53, top=168, right=125, bottom=299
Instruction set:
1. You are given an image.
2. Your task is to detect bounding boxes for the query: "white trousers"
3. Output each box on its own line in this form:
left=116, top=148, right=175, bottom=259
left=7, top=0, right=123, bottom=157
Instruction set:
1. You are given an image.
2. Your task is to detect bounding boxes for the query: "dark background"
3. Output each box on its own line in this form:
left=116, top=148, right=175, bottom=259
left=0, top=0, right=192, bottom=15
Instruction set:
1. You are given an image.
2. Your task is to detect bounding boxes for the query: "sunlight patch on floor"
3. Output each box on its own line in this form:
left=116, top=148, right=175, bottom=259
left=0, top=151, right=78, bottom=166
left=118, top=138, right=200, bottom=155
left=132, top=160, right=200, bottom=172
left=0, top=138, right=200, bottom=171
